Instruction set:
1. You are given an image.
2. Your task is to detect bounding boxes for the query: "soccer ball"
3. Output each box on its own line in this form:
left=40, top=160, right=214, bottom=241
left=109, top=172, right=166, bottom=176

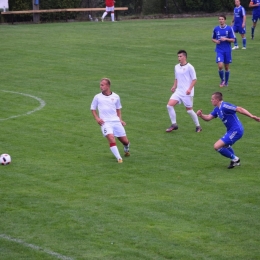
left=0, top=154, right=11, bottom=165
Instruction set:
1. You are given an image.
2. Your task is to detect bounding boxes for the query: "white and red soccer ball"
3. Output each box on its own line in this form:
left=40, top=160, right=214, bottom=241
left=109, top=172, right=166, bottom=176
left=0, top=154, right=11, bottom=165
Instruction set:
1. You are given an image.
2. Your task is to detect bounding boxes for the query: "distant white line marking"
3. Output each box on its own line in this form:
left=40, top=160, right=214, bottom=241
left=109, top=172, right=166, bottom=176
left=0, top=234, right=74, bottom=260
left=0, top=90, right=46, bottom=121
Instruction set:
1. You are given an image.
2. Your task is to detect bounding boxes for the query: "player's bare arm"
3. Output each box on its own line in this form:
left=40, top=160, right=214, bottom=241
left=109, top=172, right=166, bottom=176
left=171, top=79, right=177, bottom=92
left=236, top=107, right=260, bottom=121
left=186, top=79, right=197, bottom=95
left=116, top=109, right=126, bottom=126
left=91, top=110, right=104, bottom=125
left=196, top=110, right=214, bottom=121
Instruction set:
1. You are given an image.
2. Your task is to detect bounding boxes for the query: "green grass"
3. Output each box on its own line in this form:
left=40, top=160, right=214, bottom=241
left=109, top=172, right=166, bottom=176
left=1, top=17, right=260, bottom=260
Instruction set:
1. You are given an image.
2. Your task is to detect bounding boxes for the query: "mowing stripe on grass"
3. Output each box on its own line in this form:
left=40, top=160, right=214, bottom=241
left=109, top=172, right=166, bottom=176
left=0, top=90, right=46, bottom=121
left=0, top=234, right=74, bottom=260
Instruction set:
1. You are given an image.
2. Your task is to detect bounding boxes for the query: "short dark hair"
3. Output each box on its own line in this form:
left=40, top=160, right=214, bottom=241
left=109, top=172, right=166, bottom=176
left=219, top=15, right=226, bottom=20
left=212, top=92, right=223, bottom=101
left=177, top=50, right=187, bottom=57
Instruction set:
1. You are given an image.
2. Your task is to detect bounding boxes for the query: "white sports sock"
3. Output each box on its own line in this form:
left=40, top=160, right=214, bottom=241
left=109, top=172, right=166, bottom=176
left=187, top=109, right=200, bottom=126
left=111, top=13, right=115, bottom=21
left=110, top=145, right=121, bottom=160
left=167, top=105, right=176, bottom=124
left=102, top=12, right=107, bottom=19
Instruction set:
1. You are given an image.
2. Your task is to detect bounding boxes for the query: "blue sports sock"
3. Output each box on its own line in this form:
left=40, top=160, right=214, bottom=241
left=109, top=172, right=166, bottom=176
left=217, top=147, right=233, bottom=159
left=234, top=38, right=238, bottom=46
left=225, top=71, right=230, bottom=84
left=218, top=70, right=224, bottom=81
left=243, top=38, right=246, bottom=47
left=226, top=146, right=236, bottom=159
left=252, top=27, right=255, bottom=35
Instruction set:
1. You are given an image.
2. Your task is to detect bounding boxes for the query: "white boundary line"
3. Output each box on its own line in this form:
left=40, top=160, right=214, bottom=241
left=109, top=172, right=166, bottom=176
left=0, top=234, right=74, bottom=260
left=0, top=90, right=46, bottom=121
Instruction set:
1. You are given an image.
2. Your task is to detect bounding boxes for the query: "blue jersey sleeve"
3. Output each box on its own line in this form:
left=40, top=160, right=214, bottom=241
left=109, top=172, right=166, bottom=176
left=222, top=102, right=237, bottom=114
left=210, top=107, right=218, bottom=118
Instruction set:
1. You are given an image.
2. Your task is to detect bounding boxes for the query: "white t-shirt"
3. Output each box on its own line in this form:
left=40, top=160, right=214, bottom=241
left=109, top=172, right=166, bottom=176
left=174, top=63, right=197, bottom=96
left=90, top=92, right=122, bottom=122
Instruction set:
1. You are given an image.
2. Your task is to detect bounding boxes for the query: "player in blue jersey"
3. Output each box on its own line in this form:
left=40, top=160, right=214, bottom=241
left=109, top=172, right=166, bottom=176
left=212, top=15, right=235, bottom=88
left=249, top=0, right=260, bottom=39
left=197, top=92, right=260, bottom=169
left=231, top=0, right=246, bottom=49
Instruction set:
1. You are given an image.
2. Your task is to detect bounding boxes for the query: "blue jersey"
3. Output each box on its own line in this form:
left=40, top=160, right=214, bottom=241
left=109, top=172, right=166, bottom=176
left=210, top=101, right=244, bottom=132
left=234, top=5, right=246, bottom=26
left=212, top=25, right=235, bottom=53
left=251, top=0, right=260, bottom=15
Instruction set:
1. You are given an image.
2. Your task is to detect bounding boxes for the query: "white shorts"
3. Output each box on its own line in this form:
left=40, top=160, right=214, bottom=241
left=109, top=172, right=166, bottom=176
left=106, top=6, right=114, bottom=12
left=101, top=121, right=126, bottom=137
left=170, top=92, right=194, bottom=108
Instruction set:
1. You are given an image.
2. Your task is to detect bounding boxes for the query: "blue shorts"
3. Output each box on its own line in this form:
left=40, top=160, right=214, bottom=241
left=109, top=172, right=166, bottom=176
left=252, top=14, right=260, bottom=23
left=233, top=25, right=246, bottom=34
left=221, top=129, right=244, bottom=146
left=216, top=52, right=232, bottom=64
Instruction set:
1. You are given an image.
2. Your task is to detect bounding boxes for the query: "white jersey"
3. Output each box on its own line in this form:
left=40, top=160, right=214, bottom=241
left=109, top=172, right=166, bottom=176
left=174, top=63, right=197, bottom=97
left=90, top=92, right=122, bottom=122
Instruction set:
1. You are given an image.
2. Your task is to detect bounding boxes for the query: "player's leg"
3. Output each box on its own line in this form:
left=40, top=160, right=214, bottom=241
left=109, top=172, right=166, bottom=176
left=102, top=123, right=122, bottom=162
left=101, top=11, right=108, bottom=21
left=111, top=11, right=115, bottom=21
left=232, top=27, right=239, bottom=49
left=166, top=97, right=179, bottom=132
left=223, top=52, right=232, bottom=87
left=216, top=53, right=225, bottom=87
left=118, top=136, right=130, bottom=157
left=114, top=122, right=130, bottom=157
left=251, top=17, right=257, bottom=39
left=241, top=33, right=246, bottom=49
left=214, top=131, right=242, bottom=168
left=183, top=97, right=202, bottom=132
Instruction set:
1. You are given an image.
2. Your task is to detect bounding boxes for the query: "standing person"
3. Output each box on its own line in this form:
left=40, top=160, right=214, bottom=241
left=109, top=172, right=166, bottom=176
left=166, top=50, right=202, bottom=133
left=101, top=0, right=116, bottom=22
left=90, top=78, right=130, bottom=163
left=212, top=15, right=235, bottom=87
left=231, top=0, right=246, bottom=49
left=249, top=0, right=260, bottom=39
left=197, top=92, right=260, bottom=169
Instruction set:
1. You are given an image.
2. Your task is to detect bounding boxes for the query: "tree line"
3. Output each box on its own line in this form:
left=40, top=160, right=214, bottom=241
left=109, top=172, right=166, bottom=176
left=7, top=0, right=251, bottom=22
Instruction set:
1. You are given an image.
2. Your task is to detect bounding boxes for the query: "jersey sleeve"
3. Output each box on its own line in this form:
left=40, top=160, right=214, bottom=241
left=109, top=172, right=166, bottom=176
left=212, top=27, right=216, bottom=40
left=229, top=26, right=236, bottom=39
left=210, top=107, right=218, bottom=118
left=189, top=64, right=197, bottom=80
left=115, top=96, right=122, bottom=110
left=90, top=95, right=98, bottom=110
left=222, top=102, right=237, bottom=114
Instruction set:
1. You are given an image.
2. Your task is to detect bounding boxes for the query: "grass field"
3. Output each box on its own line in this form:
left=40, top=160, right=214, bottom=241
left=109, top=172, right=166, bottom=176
left=1, top=17, right=260, bottom=260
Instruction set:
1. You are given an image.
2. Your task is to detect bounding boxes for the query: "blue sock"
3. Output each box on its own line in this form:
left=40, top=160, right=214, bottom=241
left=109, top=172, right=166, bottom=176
left=242, top=38, right=246, bottom=47
left=225, top=71, right=230, bottom=85
left=219, top=70, right=224, bottom=81
left=226, top=146, right=236, bottom=159
left=252, top=27, right=255, bottom=36
left=234, top=38, right=238, bottom=46
left=217, top=147, right=233, bottom=159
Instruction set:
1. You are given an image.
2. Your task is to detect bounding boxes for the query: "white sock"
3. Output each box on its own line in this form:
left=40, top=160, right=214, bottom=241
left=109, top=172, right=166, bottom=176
left=167, top=105, right=176, bottom=124
left=187, top=109, right=200, bottom=126
left=102, top=12, right=107, bottom=19
left=111, top=13, right=114, bottom=21
left=110, top=145, right=121, bottom=160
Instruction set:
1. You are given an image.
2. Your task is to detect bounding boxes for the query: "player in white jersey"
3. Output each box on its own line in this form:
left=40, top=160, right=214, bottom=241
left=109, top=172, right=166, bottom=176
left=166, top=50, right=202, bottom=133
left=91, top=78, right=130, bottom=163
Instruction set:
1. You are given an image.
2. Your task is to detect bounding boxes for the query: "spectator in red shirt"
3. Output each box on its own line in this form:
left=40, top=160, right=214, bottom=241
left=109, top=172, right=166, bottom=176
left=101, top=0, right=116, bottom=22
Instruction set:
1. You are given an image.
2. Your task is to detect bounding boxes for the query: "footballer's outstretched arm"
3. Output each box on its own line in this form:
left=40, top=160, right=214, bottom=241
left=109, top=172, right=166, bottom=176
left=196, top=110, right=214, bottom=121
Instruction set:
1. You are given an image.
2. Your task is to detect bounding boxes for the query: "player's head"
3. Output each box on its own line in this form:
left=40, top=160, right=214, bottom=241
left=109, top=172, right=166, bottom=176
left=235, top=0, right=240, bottom=7
left=101, top=78, right=111, bottom=86
left=211, top=92, right=223, bottom=106
left=218, top=15, right=226, bottom=26
left=177, top=50, right=187, bottom=58
left=100, top=78, right=111, bottom=93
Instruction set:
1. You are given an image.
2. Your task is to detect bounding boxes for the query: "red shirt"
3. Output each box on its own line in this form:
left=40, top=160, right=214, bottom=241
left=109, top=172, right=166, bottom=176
left=106, top=0, right=114, bottom=7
